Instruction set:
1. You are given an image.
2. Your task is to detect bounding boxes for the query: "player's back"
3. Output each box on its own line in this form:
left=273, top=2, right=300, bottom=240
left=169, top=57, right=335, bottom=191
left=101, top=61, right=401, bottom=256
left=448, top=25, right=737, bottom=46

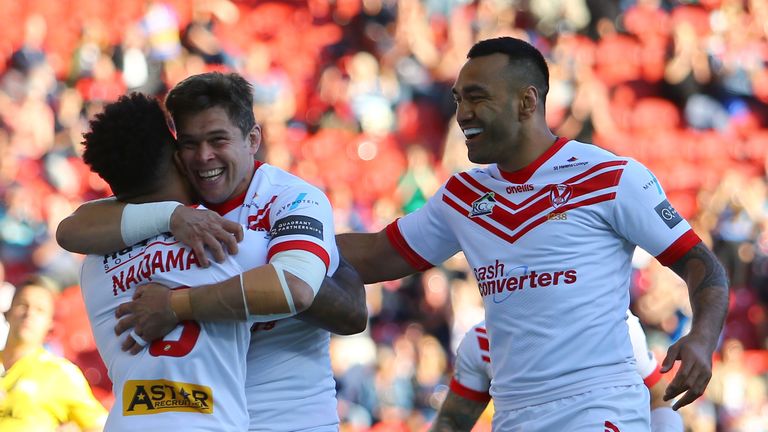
left=80, top=231, right=269, bottom=431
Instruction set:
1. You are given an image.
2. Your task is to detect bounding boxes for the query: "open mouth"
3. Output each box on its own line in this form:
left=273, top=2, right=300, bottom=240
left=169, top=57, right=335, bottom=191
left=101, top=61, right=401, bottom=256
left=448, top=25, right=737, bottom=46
left=463, top=127, right=484, bottom=140
left=198, top=168, right=224, bottom=182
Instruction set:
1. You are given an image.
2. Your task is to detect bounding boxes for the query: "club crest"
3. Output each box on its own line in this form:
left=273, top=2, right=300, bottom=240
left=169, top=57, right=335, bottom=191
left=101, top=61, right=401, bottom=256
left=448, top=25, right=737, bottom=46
left=549, top=184, right=573, bottom=208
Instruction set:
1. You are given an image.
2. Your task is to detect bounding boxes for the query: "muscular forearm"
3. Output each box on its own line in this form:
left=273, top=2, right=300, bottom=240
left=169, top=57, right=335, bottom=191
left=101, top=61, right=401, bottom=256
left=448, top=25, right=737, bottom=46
left=56, top=199, right=127, bottom=254
left=336, top=231, right=418, bottom=283
left=670, top=242, right=729, bottom=348
left=431, top=392, right=487, bottom=432
left=296, top=255, right=367, bottom=335
left=171, top=263, right=312, bottom=322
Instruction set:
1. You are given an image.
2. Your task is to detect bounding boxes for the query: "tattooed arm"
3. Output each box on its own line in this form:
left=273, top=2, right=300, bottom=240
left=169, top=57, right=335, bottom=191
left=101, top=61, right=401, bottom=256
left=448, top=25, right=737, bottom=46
left=430, top=391, right=489, bottom=432
left=661, top=242, right=729, bottom=410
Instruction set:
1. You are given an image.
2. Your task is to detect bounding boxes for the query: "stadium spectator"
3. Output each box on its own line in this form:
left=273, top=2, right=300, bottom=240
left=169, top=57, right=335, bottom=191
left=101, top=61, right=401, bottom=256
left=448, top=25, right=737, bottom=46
left=0, top=275, right=106, bottom=431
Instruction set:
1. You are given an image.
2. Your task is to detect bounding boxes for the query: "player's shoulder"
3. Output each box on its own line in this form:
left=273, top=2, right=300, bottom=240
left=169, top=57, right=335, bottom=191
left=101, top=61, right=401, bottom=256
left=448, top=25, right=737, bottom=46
left=560, top=140, right=631, bottom=164
left=256, top=163, right=326, bottom=195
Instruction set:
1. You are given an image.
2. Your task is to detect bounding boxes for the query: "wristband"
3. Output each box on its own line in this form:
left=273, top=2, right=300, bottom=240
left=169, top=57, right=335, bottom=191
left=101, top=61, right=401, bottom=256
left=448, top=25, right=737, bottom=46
left=121, top=201, right=182, bottom=245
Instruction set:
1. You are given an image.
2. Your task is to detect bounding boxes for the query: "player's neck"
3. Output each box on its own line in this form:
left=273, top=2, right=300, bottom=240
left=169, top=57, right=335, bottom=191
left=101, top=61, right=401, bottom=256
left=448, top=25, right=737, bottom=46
left=497, top=129, right=558, bottom=173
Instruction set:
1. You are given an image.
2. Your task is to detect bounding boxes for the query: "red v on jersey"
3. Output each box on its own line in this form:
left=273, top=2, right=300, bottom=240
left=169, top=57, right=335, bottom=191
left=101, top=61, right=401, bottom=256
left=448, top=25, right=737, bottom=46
left=443, top=161, right=627, bottom=245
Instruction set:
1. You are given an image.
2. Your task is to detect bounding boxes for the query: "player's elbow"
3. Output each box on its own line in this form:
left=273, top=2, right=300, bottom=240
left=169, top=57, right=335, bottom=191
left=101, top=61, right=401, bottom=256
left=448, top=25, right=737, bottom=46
left=55, top=217, right=80, bottom=253
left=287, top=277, right=316, bottom=313
left=337, top=303, right=368, bottom=335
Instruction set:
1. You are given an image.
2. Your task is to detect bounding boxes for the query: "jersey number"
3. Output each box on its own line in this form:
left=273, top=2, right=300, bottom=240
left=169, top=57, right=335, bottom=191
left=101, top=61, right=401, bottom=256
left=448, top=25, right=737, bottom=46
left=149, top=321, right=201, bottom=357
left=148, top=286, right=201, bottom=357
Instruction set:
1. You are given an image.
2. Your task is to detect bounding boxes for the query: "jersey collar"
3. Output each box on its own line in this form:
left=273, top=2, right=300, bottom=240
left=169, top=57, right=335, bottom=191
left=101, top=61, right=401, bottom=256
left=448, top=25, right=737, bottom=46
left=498, top=137, right=570, bottom=184
left=205, top=160, right=263, bottom=216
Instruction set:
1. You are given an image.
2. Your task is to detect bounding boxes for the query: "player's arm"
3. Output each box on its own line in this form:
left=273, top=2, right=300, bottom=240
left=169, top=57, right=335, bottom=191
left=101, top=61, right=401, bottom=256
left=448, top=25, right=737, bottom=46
left=56, top=199, right=243, bottom=267
left=295, top=253, right=367, bottom=335
left=430, top=390, right=489, bottom=432
left=115, top=247, right=326, bottom=352
left=661, top=242, right=728, bottom=410
left=336, top=229, right=420, bottom=284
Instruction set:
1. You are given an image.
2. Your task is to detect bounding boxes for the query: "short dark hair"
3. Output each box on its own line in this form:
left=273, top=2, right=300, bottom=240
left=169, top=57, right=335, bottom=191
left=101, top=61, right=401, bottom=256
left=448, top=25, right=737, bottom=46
left=165, top=72, right=256, bottom=138
left=82, top=93, right=175, bottom=199
left=467, top=37, right=549, bottom=103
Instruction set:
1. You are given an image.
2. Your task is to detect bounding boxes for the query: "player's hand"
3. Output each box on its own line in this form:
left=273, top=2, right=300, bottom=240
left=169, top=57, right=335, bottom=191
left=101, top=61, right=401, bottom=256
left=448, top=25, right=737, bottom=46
left=660, top=332, right=714, bottom=410
left=114, top=283, right=179, bottom=355
left=169, top=206, right=244, bottom=267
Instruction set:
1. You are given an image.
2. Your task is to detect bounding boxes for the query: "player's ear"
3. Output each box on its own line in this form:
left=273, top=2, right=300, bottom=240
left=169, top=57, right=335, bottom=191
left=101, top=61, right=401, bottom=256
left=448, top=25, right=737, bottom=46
left=248, top=125, right=261, bottom=155
left=519, top=86, right=538, bottom=120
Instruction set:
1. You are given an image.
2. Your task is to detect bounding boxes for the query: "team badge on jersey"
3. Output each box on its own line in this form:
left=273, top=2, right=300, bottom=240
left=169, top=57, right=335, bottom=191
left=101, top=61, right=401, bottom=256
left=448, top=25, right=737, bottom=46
left=469, top=192, right=497, bottom=217
left=549, top=184, right=573, bottom=208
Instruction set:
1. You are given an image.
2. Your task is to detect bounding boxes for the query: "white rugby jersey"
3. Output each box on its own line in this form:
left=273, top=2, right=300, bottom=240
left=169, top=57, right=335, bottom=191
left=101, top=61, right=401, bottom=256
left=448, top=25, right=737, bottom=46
left=451, top=312, right=662, bottom=399
left=389, top=138, right=700, bottom=410
left=206, top=161, right=340, bottom=431
left=80, top=230, right=269, bottom=431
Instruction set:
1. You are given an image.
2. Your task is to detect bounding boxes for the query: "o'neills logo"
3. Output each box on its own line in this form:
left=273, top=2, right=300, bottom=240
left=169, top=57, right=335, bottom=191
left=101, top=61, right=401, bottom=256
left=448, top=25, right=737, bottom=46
left=473, top=260, right=577, bottom=297
left=549, top=184, right=573, bottom=208
left=506, top=184, right=534, bottom=194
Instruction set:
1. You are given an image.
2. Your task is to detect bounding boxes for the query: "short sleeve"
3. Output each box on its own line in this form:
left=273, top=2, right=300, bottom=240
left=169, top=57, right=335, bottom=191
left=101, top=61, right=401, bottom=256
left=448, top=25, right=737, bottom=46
left=610, top=159, right=700, bottom=266
left=452, top=325, right=491, bottom=397
left=389, top=182, right=462, bottom=267
left=267, top=184, right=339, bottom=274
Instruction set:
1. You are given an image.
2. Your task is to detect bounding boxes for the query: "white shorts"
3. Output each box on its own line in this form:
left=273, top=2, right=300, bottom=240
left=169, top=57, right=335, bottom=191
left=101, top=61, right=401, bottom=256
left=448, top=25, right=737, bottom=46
left=492, top=384, right=650, bottom=432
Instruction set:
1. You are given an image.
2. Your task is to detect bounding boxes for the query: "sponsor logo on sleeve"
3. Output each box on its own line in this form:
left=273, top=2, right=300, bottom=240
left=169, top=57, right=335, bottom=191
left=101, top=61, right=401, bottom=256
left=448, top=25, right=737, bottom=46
left=469, top=192, right=497, bottom=217
left=269, top=215, right=324, bottom=240
left=654, top=199, right=682, bottom=228
left=642, top=170, right=662, bottom=194
left=274, top=192, right=320, bottom=217
left=123, top=380, right=213, bottom=415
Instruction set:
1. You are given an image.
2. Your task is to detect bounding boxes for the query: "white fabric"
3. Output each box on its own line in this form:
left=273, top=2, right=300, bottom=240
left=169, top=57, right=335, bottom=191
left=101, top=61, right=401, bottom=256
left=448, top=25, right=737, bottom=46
left=207, top=162, right=340, bottom=431
left=269, top=261, right=296, bottom=314
left=492, top=384, right=650, bottom=432
left=650, top=407, right=684, bottom=432
left=271, top=249, right=327, bottom=296
left=627, top=310, right=658, bottom=380
left=453, top=321, right=492, bottom=394
left=393, top=139, right=696, bottom=411
left=80, top=230, right=268, bottom=431
left=120, top=201, right=181, bottom=245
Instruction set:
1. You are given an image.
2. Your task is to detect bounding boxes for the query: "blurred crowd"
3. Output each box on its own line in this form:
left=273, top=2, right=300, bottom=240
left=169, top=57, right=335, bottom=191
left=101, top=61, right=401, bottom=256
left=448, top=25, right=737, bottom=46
left=0, top=0, right=766, bottom=431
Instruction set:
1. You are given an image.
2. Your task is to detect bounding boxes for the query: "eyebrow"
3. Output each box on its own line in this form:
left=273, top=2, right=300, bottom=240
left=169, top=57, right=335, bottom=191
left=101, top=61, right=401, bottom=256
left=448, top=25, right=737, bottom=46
left=177, top=129, right=231, bottom=139
left=452, top=84, right=490, bottom=95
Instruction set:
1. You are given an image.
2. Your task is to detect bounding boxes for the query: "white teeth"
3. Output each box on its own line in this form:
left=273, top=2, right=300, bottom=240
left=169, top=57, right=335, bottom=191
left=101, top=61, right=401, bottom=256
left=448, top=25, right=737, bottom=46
left=199, top=168, right=224, bottom=180
left=463, top=128, right=483, bottom=138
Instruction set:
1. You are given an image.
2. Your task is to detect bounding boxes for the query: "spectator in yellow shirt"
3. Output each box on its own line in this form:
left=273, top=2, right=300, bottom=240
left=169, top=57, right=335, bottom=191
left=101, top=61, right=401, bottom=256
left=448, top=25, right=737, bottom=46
left=0, top=276, right=107, bottom=432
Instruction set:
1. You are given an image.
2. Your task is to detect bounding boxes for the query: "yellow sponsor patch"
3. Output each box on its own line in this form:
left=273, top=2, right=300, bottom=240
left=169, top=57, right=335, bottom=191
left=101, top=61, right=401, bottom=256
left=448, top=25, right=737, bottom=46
left=122, top=379, right=213, bottom=416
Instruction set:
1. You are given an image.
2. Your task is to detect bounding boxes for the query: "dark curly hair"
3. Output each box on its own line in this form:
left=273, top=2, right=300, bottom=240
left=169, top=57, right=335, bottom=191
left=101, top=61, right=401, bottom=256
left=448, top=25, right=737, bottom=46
left=467, top=37, right=550, bottom=105
left=82, top=93, right=175, bottom=199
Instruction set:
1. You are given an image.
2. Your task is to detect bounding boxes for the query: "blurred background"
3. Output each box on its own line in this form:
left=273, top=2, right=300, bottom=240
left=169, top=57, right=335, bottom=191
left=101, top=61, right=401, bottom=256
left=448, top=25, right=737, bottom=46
left=0, top=0, right=766, bottom=430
